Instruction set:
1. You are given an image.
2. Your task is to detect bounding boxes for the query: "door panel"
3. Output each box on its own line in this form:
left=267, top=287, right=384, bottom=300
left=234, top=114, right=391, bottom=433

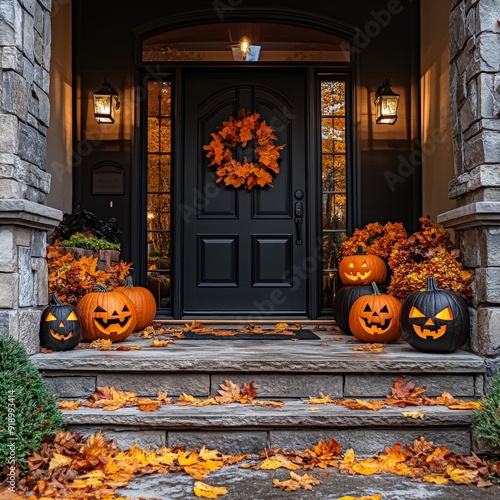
left=182, top=69, right=307, bottom=315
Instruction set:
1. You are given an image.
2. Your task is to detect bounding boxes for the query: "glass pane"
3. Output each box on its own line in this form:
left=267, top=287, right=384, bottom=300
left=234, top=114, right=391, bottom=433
left=147, top=194, right=170, bottom=230
left=322, top=194, right=347, bottom=230
left=147, top=118, right=159, bottom=152
left=333, top=118, right=346, bottom=152
left=147, top=118, right=171, bottom=153
left=321, top=81, right=345, bottom=115
left=146, top=271, right=171, bottom=309
left=148, top=81, right=171, bottom=116
left=148, top=155, right=171, bottom=192
left=147, top=232, right=171, bottom=270
left=321, top=118, right=334, bottom=152
left=322, top=232, right=345, bottom=270
left=322, top=154, right=346, bottom=192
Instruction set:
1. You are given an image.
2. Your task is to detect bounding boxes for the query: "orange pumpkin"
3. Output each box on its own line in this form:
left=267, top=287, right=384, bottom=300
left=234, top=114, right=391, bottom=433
left=76, top=285, right=137, bottom=342
left=348, top=282, right=402, bottom=343
left=113, top=276, right=157, bottom=330
left=338, top=246, right=387, bottom=285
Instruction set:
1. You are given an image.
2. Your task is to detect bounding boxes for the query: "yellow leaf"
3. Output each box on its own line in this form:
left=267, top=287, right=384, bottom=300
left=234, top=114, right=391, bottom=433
left=57, top=401, right=81, bottom=410
left=352, top=459, right=382, bottom=475
left=47, top=452, right=72, bottom=472
left=306, top=393, right=335, bottom=404
left=337, top=495, right=382, bottom=500
left=193, top=481, right=228, bottom=498
left=259, top=458, right=285, bottom=470
left=423, top=474, right=449, bottom=485
left=402, top=411, right=426, bottom=419
left=446, top=466, right=479, bottom=484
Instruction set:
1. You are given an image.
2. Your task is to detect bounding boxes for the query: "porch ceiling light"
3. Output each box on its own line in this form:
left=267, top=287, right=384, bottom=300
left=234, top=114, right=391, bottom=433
left=239, top=36, right=252, bottom=60
left=374, top=79, right=399, bottom=125
left=92, top=78, right=120, bottom=124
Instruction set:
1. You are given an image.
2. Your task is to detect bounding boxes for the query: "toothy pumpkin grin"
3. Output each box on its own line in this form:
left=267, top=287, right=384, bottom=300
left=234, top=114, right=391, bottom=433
left=49, top=329, right=74, bottom=341
left=359, top=316, right=392, bottom=333
left=412, top=324, right=447, bottom=340
left=94, top=315, right=133, bottom=334
left=344, top=270, right=372, bottom=282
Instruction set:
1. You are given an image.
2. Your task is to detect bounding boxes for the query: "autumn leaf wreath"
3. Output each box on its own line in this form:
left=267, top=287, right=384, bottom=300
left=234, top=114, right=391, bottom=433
left=203, top=108, right=286, bottom=190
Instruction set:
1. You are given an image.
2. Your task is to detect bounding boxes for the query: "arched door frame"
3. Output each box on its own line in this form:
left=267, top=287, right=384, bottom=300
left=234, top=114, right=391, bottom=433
left=131, top=8, right=360, bottom=319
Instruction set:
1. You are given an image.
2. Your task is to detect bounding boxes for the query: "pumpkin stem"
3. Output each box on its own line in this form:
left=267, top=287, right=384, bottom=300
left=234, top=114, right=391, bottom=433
left=356, top=245, right=366, bottom=255
left=95, top=284, right=108, bottom=292
left=426, top=277, right=442, bottom=292
left=125, top=275, right=134, bottom=288
left=371, top=282, right=382, bottom=295
left=51, top=292, right=63, bottom=305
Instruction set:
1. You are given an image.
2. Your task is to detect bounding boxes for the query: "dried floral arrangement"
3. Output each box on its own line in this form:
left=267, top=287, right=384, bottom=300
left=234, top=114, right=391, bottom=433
left=46, top=244, right=133, bottom=306
left=387, top=217, right=472, bottom=301
left=340, top=221, right=408, bottom=259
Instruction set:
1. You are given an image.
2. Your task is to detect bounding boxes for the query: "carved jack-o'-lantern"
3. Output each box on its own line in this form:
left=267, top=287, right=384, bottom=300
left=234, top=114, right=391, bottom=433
left=76, top=285, right=137, bottom=342
left=39, top=292, right=81, bottom=351
left=348, top=282, right=402, bottom=343
left=338, top=246, right=387, bottom=285
left=401, top=277, right=469, bottom=353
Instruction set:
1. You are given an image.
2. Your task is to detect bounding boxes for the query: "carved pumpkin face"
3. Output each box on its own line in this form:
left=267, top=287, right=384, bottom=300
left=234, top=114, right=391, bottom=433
left=348, top=283, right=402, bottom=343
left=76, top=287, right=137, bottom=342
left=338, top=247, right=387, bottom=285
left=408, top=305, right=453, bottom=340
left=401, top=277, right=469, bottom=353
left=40, top=293, right=81, bottom=351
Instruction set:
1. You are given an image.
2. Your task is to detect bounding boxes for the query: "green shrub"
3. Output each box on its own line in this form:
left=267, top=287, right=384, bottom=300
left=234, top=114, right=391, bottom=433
left=0, top=335, right=64, bottom=469
left=60, top=232, right=121, bottom=251
left=473, top=371, right=500, bottom=455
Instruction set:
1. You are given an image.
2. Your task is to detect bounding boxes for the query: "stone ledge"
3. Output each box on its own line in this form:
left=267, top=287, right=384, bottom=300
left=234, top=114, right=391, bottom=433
left=0, top=198, right=62, bottom=230
left=30, top=337, right=486, bottom=374
left=60, top=401, right=475, bottom=429
left=437, top=201, right=500, bottom=229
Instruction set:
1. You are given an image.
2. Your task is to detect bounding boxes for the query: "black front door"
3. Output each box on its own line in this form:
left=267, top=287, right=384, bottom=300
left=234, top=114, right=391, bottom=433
left=182, top=69, right=308, bottom=316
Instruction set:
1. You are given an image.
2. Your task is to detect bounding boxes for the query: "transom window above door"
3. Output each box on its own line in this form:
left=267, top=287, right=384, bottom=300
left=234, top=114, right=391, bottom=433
left=142, top=22, right=350, bottom=62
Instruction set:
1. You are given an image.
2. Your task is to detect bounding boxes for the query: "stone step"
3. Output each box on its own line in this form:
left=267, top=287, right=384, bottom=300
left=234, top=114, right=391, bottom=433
left=31, top=333, right=486, bottom=400
left=30, top=332, right=486, bottom=456
left=61, top=400, right=476, bottom=456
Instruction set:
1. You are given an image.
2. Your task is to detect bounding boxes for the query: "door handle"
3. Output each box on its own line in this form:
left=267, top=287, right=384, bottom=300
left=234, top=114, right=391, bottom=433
left=294, top=202, right=303, bottom=245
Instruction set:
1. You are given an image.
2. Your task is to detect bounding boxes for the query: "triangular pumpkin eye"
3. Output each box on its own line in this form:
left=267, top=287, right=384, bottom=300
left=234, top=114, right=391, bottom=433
left=361, top=261, right=367, bottom=268
left=94, top=306, right=106, bottom=312
left=122, top=305, right=130, bottom=312
left=409, top=306, right=425, bottom=318
left=348, top=262, right=354, bottom=268
left=67, top=311, right=78, bottom=321
left=380, top=305, right=389, bottom=313
left=46, top=312, right=57, bottom=321
left=435, top=306, right=453, bottom=320
left=363, top=304, right=372, bottom=313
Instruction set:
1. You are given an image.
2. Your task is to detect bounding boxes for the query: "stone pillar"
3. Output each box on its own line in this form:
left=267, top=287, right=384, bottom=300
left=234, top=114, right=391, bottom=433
left=0, top=0, right=62, bottom=354
left=437, top=0, right=500, bottom=370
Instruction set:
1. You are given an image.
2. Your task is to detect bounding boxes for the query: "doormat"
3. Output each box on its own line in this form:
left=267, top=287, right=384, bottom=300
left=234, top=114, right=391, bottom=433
left=137, top=322, right=321, bottom=340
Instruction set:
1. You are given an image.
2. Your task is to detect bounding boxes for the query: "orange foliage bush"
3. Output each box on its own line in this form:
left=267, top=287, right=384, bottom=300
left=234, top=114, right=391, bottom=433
left=46, top=244, right=133, bottom=305
left=387, top=217, right=472, bottom=301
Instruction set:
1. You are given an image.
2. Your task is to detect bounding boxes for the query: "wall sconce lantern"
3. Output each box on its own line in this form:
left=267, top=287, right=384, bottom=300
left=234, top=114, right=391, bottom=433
left=92, top=79, right=120, bottom=124
left=374, top=79, right=399, bottom=125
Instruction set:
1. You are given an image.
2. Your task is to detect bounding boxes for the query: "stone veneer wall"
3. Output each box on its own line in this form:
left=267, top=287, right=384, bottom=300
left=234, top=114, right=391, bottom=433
left=0, top=0, right=61, bottom=354
left=438, top=0, right=500, bottom=377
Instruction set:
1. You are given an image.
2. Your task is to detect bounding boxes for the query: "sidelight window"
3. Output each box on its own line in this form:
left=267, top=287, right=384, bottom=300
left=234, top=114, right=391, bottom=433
left=146, top=80, right=172, bottom=309
left=321, top=80, right=347, bottom=311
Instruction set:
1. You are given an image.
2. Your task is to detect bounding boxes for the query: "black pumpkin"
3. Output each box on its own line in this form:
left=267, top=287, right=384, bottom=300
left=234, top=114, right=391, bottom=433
left=401, top=277, right=469, bottom=353
left=40, top=292, right=81, bottom=351
left=333, top=285, right=373, bottom=335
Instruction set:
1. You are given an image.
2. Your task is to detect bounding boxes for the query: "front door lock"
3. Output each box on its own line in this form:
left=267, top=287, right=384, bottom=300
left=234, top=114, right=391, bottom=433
left=294, top=202, right=303, bottom=245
